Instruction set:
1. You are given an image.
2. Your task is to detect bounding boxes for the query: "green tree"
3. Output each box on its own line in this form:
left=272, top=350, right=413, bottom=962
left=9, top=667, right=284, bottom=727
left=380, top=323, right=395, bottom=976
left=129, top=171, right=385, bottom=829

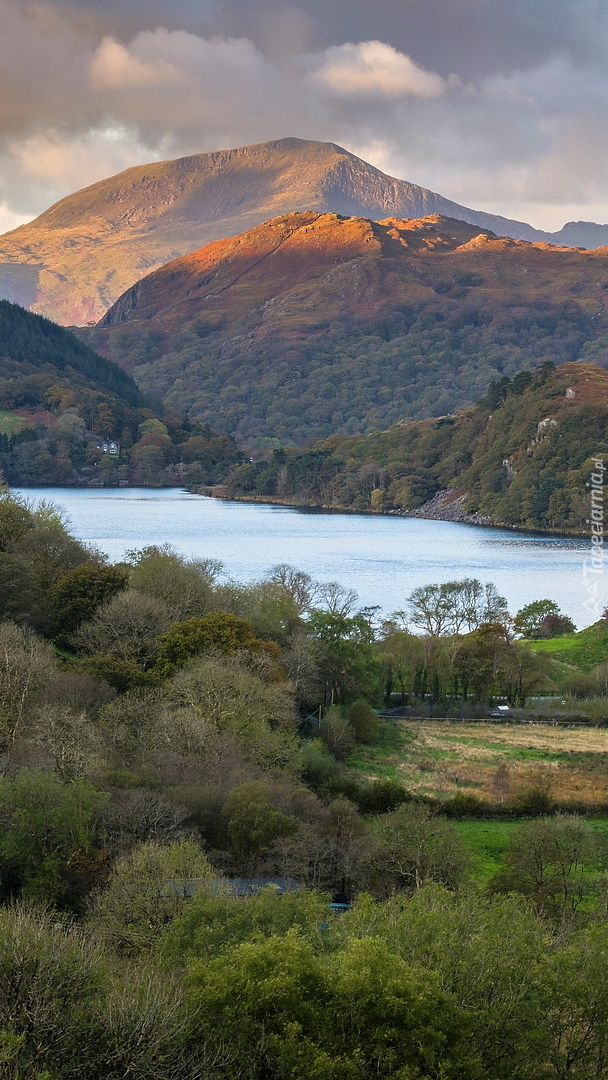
left=514, top=599, right=560, bottom=639
left=127, top=545, right=221, bottom=623
left=88, top=837, right=215, bottom=954
left=344, top=699, right=379, bottom=743
left=160, top=886, right=330, bottom=966
left=155, top=611, right=271, bottom=677
left=186, top=929, right=473, bottom=1079
left=48, top=562, right=129, bottom=642
left=0, top=771, right=108, bottom=906
left=349, top=886, right=552, bottom=1080
left=406, top=579, right=508, bottom=636
left=307, top=609, right=381, bottom=706
left=491, top=814, right=603, bottom=920
left=364, top=803, right=470, bottom=894
left=319, top=705, right=356, bottom=761
left=222, top=782, right=299, bottom=865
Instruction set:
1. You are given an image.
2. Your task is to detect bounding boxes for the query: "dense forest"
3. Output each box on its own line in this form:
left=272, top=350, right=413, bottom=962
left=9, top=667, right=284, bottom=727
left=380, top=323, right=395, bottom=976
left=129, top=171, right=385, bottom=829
left=4, top=488, right=608, bottom=1076
left=0, top=300, right=244, bottom=486
left=86, top=211, right=608, bottom=447
left=222, top=360, right=608, bottom=533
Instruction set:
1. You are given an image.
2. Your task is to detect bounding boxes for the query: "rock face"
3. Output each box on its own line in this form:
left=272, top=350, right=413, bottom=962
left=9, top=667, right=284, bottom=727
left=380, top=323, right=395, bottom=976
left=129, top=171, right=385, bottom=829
left=405, top=489, right=492, bottom=526
left=0, top=136, right=605, bottom=326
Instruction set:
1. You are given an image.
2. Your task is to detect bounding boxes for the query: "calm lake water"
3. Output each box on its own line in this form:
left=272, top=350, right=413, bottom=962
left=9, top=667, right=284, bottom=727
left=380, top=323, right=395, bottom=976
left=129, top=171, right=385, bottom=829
left=15, top=487, right=599, bottom=629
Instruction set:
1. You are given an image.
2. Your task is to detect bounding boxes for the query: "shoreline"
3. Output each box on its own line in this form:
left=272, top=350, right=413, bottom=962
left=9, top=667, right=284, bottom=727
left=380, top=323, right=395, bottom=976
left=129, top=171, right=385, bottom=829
left=12, top=481, right=587, bottom=540
left=203, top=485, right=587, bottom=540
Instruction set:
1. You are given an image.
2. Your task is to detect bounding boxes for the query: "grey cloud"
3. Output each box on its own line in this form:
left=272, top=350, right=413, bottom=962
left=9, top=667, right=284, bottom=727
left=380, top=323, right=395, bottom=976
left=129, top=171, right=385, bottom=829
left=0, top=0, right=608, bottom=233
left=40, top=0, right=608, bottom=76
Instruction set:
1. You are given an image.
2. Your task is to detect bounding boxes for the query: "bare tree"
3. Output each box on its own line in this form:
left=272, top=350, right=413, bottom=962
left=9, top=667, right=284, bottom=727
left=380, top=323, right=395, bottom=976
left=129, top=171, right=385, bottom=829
left=406, top=579, right=508, bottom=636
left=315, top=580, right=358, bottom=616
left=74, top=590, right=173, bottom=663
left=0, top=621, right=56, bottom=756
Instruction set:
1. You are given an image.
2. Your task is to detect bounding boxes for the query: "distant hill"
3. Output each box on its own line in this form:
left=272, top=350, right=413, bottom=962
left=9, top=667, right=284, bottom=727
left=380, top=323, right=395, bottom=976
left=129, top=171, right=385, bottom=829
left=219, top=360, right=608, bottom=536
left=85, top=211, right=608, bottom=445
left=1, top=137, right=607, bottom=326
left=0, top=300, right=243, bottom=487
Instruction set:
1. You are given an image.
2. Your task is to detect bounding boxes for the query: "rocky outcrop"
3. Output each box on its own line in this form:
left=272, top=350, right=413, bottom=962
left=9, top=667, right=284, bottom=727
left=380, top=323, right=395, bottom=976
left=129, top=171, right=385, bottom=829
left=404, top=489, right=492, bottom=526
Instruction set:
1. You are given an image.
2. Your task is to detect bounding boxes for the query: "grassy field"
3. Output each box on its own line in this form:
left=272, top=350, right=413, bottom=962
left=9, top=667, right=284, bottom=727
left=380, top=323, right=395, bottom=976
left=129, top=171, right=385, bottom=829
left=454, top=819, right=518, bottom=883
left=524, top=620, right=608, bottom=672
left=349, top=719, right=608, bottom=807
left=455, top=817, right=608, bottom=885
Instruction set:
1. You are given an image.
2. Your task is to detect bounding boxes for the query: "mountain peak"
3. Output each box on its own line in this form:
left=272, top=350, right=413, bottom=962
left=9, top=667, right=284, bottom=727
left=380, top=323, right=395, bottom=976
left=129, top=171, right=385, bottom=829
left=0, top=137, right=606, bottom=325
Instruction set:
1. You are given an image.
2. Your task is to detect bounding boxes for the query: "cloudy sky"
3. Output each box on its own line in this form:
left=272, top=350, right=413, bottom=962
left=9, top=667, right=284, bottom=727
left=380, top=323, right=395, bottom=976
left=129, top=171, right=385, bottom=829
left=1, top=0, right=607, bottom=234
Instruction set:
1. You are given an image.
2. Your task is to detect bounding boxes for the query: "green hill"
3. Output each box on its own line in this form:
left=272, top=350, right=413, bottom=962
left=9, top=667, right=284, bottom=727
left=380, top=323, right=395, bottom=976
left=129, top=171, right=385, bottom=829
left=0, top=300, right=243, bottom=487
left=525, top=621, right=608, bottom=672
left=220, top=360, right=608, bottom=534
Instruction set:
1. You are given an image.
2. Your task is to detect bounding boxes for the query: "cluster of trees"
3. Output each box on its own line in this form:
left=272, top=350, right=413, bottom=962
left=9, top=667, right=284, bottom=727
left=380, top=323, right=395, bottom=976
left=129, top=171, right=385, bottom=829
left=8, top=860, right=608, bottom=1077
left=2, top=490, right=608, bottom=1074
left=0, top=299, right=244, bottom=486
left=223, top=362, right=607, bottom=533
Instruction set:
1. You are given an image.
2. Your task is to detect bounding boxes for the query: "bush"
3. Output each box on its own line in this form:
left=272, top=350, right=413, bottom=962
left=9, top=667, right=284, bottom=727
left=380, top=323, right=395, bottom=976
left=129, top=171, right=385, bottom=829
left=357, top=778, right=410, bottom=815
left=299, top=739, right=343, bottom=789
left=344, top=700, right=379, bottom=744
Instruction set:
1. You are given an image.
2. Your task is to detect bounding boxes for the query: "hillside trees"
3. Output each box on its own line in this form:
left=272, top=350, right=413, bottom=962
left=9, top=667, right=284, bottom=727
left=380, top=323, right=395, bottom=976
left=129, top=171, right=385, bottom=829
left=222, top=363, right=607, bottom=535
left=0, top=300, right=245, bottom=486
left=186, top=930, right=472, bottom=1080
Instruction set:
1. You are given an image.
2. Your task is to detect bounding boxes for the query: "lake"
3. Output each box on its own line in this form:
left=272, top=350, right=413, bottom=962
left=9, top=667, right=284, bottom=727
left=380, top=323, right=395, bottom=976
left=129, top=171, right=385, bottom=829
left=15, top=487, right=601, bottom=629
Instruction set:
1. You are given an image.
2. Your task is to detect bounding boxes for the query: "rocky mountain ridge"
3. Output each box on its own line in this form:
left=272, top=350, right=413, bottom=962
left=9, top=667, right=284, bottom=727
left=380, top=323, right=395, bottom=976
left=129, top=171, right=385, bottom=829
left=1, top=137, right=607, bottom=326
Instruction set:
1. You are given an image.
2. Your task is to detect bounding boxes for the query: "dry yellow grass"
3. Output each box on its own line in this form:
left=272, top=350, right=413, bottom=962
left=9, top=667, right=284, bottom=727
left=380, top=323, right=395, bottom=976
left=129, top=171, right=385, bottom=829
left=393, top=720, right=608, bottom=805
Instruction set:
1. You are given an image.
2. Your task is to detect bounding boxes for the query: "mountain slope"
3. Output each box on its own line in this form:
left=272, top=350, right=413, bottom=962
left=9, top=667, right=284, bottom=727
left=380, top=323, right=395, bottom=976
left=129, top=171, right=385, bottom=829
left=1, top=137, right=607, bottom=326
left=0, top=300, right=243, bottom=487
left=85, top=211, right=608, bottom=445
left=220, top=361, right=608, bottom=537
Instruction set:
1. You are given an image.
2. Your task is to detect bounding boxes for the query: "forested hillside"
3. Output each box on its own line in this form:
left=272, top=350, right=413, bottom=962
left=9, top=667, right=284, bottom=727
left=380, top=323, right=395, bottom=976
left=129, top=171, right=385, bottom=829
left=222, top=360, right=608, bottom=533
left=87, top=211, right=608, bottom=445
left=0, top=300, right=244, bottom=486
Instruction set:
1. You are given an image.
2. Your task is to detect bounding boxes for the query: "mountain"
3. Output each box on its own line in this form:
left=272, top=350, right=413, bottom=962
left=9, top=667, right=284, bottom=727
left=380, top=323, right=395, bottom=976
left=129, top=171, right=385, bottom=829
left=84, top=210, right=608, bottom=446
left=1, top=137, right=607, bottom=326
left=0, top=300, right=243, bottom=487
left=219, top=360, right=608, bottom=537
